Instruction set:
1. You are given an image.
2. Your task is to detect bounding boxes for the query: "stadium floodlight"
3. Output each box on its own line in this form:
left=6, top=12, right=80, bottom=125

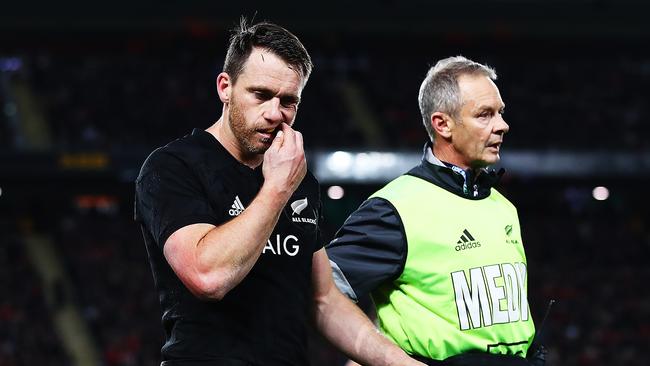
left=592, top=186, right=609, bottom=201
left=327, top=185, right=345, bottom=200
left=315, top=151, right=420, bottom=183
left=312, top=150, right=650, bottom=184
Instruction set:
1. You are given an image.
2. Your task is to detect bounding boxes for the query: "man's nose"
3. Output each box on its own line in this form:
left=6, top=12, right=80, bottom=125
left=263, top=97, right=284, bottom=123
left=494, top=114, right=509, bottom=135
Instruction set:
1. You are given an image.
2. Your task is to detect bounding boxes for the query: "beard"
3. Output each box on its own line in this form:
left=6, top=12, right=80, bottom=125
left=227, top=96, right=273, bottom=156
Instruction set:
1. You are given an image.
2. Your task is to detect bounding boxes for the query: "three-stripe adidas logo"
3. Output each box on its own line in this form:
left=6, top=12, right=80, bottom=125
left=228, top=196, right=245, bottom=216
left=455, top=229, right=481, bottom=251
left=457, top=229, right=475, bottom=244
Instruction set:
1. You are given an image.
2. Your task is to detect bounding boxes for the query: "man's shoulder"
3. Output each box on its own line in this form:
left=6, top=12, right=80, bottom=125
left=290, top=170, right=321, bottom=205
left=302, top=170, right=320, bottom=189
left=489, top=188, right=518, bottom=212
left=371, top=173, right=424, bottom=199
left=153, top=132, right=215, bottom=163
left=138, top=132, right=230, bottom=179
left=136, top=136, right=189, bottom=180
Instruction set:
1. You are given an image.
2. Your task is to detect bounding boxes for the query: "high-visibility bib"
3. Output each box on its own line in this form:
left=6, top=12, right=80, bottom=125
left=370, top=175, right=535, bottom=360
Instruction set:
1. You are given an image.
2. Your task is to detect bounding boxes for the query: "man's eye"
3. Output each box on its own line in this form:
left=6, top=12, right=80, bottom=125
left=254, top=91, right=270, bottom=100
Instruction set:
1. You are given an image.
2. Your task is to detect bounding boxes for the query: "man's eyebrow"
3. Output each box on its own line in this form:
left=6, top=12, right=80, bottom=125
left=247, top=86, right=300, bottom=103
left=474, top=103, right=505, bottom=113
left=247, top=85, right=274, bottom=93
left=282, top=95, right=301, bottom=105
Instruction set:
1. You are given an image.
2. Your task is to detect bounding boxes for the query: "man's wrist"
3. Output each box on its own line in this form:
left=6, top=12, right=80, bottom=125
left=258, top=183, right=292, bottom=209
left=385, top=347, right=422, bottom=366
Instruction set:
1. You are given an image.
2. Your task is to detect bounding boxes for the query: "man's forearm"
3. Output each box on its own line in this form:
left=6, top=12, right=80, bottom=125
left=194, top=184, right=289, bottom=296
left=165, top=183, right=291, bottom=300
left=314, top=288, right=423, bottom=366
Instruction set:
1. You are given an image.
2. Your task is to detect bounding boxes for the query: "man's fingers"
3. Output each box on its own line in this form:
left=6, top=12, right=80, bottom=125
left=269, top=129, right=284, bottom=151
left=279, top=121, right=291, bottom=133
left=279, top=123, right=296, bottom=150
left=295, top=130, right=304, bottom=152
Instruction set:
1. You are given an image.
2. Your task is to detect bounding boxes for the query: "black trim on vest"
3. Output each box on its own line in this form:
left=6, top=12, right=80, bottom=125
left=406, top=143, right=504, bottom=200
left=372, top=197, right=408, bottom=284
left=413, top=352, right=531, bottom=366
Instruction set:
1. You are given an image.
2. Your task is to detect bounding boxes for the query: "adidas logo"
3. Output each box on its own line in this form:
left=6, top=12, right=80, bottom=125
left=455, top=229, right=481, bottom=251
left=228, top=196, right=245, bottom=216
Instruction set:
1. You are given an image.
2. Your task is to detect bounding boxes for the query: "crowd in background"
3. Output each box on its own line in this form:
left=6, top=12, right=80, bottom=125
left=3, top=33, right=650, bottom=152
left=1, top=31, right=649, bottom=366
left=513, top=177, right=650, bottom=366
left=0, top=228, right=70, bottom=365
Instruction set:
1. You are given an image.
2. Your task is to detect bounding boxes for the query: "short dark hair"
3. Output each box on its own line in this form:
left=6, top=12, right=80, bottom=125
left=223, top=18, right=313, bottom=84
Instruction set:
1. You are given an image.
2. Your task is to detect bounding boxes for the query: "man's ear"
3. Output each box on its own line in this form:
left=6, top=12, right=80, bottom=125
left=216, top=72, right=231, bottom=104
left=431, top=112, right=453, bottom=139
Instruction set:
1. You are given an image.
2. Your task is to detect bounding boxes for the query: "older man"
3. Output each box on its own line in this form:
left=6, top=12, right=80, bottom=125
left=328, top=56, right=542, bottom=365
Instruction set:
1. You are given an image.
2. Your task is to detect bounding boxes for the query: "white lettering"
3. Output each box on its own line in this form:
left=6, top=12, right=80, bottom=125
left=283, top=235, right=299, bottom=256
left=484, top=264, right=508, bottom=324
left=452, top=268, right=491, bottom=330
left=263, top=237, right=277, bottom=255
left=262, top=234, right=300, bottom=256
left=515, top=262, right=529, bottom=321
left=452, top=262, right=529, bottom=330
left=292, top=217, right=317, bottom=225
left=502, top=263, right=520, bottom=322
left=452, top=271, right=473, bottom=330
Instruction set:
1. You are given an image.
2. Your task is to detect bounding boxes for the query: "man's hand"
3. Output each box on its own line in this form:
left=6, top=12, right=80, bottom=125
left=312, top=250, right=427, bottom=366
left=262, top=122, right=307, bottom=201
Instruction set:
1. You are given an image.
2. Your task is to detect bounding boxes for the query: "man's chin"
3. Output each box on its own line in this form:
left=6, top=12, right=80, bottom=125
left=473, top=155, right=500, bottom=169
left=485, top=155, right=500, bottom=166
left=250, top=141, right=272, bottom=154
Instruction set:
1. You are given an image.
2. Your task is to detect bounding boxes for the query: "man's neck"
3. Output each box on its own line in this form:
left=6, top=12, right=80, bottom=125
left=206, top=118, right=263, bottom=169
left=429, top=144, right=482, bottom=176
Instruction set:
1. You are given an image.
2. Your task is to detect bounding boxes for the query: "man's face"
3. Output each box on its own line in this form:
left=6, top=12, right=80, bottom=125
left=450, top=74, right=509, bottom=169
left=227, top=47, right=304, bottom=155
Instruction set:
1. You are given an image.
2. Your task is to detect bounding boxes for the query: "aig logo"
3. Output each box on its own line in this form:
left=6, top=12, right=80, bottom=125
left=263, top=234, right=299, bottom=256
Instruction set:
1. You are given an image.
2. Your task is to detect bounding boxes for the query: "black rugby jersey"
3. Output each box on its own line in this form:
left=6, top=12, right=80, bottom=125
left=135, top=128, right=323, bottom=365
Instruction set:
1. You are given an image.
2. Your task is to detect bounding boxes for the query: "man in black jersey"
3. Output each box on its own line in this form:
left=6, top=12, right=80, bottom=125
left=134, top=19, right=424, bottom=366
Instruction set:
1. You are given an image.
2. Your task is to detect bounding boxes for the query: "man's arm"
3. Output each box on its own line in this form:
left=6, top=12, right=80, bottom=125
left=327, top=197, right=407, bottom=302
left=164, top=124, right=306, bottom=300
left=312, top=249, right=425, bottom=366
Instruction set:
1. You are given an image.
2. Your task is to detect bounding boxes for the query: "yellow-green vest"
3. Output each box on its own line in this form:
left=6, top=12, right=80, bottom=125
left=370, top=175, right=535, bottom=360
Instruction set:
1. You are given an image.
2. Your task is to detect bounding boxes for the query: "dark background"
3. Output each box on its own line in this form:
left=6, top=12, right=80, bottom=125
left=1, top=1, right=649, bottom=365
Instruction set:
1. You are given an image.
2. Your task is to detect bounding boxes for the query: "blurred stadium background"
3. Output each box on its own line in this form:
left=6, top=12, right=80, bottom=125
left=1, top=1, right=650, bottom=365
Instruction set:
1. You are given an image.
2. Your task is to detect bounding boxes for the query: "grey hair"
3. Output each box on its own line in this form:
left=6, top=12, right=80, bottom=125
left=418, top=56, right=497, bottom=142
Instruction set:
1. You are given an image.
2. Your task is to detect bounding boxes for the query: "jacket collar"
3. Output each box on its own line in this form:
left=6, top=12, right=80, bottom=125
left=407, top=142, right=504, bottom=200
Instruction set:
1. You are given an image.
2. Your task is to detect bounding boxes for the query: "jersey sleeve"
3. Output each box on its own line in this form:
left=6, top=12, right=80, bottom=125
left=325, top=197, right=407, bottom=302
left=314, top=198, right=325, bottom=253
left=135, top=150, right=219, bottom=248
left=315, top=177, right=325, bottom=252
